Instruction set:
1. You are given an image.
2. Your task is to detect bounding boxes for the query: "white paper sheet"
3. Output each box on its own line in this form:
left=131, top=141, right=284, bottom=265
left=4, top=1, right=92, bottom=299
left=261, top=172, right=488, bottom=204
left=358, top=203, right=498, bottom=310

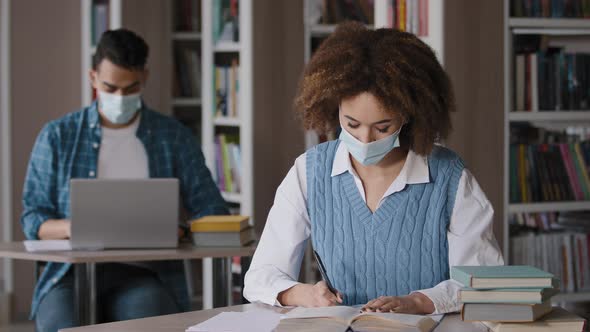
left=186, top=309, right=282, bottom=332
left=24, top=240, right=72, bottom=252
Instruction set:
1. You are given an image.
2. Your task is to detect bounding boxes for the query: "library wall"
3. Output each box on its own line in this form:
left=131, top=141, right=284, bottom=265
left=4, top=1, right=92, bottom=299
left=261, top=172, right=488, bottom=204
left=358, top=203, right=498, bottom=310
left=445, top=0, right=505, bottom=250
left=10, top=0, right=82, bottom=320
left=253, top=0, right=305, bottom=234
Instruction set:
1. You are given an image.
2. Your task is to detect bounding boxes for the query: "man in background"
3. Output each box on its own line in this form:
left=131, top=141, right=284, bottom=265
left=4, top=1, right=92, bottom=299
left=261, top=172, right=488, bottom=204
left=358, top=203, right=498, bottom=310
left=21, top=29, right=227, bottom=332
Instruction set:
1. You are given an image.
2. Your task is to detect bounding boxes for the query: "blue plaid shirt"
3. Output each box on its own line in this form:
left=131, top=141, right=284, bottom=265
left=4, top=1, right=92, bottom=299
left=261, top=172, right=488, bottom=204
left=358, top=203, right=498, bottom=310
left=21, top=101, right=228, bottom=318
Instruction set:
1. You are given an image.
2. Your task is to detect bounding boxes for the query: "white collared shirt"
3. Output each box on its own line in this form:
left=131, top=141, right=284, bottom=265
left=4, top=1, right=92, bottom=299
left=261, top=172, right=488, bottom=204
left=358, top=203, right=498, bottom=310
left=243, top=144, right=504, bottom=314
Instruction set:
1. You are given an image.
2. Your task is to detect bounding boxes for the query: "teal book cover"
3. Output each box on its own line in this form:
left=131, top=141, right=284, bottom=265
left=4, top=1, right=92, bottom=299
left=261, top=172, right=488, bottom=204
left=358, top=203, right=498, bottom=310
left=451, top=266, right=555, bottom=289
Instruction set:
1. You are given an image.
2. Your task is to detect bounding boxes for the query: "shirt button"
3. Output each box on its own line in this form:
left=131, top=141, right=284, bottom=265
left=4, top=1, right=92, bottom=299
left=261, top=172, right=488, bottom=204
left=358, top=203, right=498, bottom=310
left=90, top=123, right=95, bottom=128
left=92, top=143, right=99, bottom=149
left=52, top=278, right=58, bottom=284
left=89, top=171, right=95, bottom=177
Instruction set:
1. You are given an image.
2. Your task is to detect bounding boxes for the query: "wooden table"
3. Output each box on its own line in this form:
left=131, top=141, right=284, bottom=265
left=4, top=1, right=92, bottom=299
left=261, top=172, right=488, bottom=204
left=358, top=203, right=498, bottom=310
left=59, top=303, right=490, bottom=332
left=0, top=242, right=256, bottom=326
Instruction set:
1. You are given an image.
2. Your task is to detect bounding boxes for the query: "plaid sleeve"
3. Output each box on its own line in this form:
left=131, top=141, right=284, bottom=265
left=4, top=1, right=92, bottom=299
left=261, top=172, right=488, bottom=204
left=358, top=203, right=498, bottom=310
left=20, top=123, right=60, bottom=240
left=176, top=128, right=229, bottom=220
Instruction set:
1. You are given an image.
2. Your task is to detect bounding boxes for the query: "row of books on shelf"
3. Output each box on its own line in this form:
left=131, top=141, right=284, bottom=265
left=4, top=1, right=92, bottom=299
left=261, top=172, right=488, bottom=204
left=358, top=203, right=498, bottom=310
left=510, top=141, right=590, bottom=203
left=173, top=0, right=200, bottom=32
left=314, top=0, right=374, bottom=25
left=509, top=210, right=590, bottom=232
left=514, top=47, right=590, bottom=112
left=91, top=0, right=109, bottom=46
left=388, top=0, right=429, bottom=37
left=451, top=266, right=585, bottom=331
left=213, top=0, right=239, bottom=43
left=511, top=0, right=590, bottom=18
left=174, top=47, right=201, bottom=98
left=214, top=61, right=240, bottom=118
left=214, top=134, right=241, bottom=194
left=510, top=231, right=590, bottom=293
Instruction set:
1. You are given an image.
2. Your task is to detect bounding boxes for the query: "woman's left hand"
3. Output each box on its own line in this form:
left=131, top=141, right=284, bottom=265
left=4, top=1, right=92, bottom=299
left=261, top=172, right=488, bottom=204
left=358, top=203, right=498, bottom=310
left=361, top=293, right=435, bottom=314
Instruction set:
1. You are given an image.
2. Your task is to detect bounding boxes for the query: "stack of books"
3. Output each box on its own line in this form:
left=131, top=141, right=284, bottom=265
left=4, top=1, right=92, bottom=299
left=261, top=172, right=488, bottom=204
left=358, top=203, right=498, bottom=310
left=190, top=215, right=255, bottom=247
left=451, top=265, right=586, bottom=331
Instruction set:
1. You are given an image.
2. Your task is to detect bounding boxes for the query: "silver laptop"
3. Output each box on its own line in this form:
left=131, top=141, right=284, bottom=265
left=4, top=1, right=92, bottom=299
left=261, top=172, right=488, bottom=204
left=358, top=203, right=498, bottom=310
left=69, top=178, right=179, bottom=250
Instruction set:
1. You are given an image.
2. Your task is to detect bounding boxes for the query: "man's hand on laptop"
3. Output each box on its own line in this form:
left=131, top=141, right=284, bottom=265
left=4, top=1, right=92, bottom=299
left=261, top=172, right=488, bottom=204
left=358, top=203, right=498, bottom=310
left=38, top=219, right=71, bottom=240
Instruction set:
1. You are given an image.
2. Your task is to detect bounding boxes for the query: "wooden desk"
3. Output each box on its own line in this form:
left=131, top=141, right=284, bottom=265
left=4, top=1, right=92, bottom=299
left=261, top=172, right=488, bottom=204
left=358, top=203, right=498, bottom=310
left=0, top=242, right=255, bottom=326
left=59, top=303, right=490, bottom=332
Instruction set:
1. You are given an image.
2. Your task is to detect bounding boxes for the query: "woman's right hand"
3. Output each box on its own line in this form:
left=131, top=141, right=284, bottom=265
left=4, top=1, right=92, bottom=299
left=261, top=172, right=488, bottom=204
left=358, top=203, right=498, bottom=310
left=278, top=281, right=343, bottom=307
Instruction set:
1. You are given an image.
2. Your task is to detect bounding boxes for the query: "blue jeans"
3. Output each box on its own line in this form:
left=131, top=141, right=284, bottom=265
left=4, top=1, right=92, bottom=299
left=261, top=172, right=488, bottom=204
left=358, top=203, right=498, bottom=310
left=35, top=263, right=181, bottom=332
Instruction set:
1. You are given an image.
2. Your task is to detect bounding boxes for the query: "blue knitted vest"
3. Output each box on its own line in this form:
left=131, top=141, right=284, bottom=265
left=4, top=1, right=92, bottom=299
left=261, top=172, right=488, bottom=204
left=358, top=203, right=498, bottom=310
left=306, top=140, right=464, bottom=305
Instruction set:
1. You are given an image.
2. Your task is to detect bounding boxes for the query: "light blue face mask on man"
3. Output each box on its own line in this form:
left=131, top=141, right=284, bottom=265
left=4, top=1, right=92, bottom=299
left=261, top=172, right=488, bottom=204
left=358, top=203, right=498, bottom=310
left=339, top=124, right=403, bottom=166
left=98, top=90, right=142, bottom=124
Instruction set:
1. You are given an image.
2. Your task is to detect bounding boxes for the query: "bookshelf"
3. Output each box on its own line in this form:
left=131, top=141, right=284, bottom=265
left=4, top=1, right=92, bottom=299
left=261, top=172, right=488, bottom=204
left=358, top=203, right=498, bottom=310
left=169, top=0, right=202, bottom=139
left=81, top=0, right=253, bottom=309
left=81, top=0, right=122, bottom=106
left=201, top=0, right=253, bottom=221
left=166, top=0, right=253, bottom=309
left=503, top=0, right=590, bottom=302
left=201, top=0, right=253, bottom=307
left=301, top=0, right=445, bottom=283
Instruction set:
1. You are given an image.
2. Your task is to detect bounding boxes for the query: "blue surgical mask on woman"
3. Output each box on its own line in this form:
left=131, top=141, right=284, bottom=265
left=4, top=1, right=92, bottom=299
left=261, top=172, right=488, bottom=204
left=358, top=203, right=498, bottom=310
left=98, top=90, right=142, bottom=124
left=339, top=124, right=403, bottom=166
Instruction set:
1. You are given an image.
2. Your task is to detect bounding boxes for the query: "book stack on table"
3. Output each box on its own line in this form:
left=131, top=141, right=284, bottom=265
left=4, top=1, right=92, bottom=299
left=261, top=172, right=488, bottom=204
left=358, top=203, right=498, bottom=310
left=451, top=265, right=586, bottom=331
left=190, top=215, right=255, bottom=247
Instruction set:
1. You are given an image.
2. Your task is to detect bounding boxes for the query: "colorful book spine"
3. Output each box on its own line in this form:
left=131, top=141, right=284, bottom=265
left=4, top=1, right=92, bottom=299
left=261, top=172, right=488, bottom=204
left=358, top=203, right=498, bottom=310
left=559, top=143, right=584, bottom=200
left=219, top=134, right=233, bottom=192
left=214, top=136, right=226, bottom=192
left=398, top=0, right=406, bottom=31
left=418, top=0, right=428, bottom=36
left=573, top=143, right=590, bottom=200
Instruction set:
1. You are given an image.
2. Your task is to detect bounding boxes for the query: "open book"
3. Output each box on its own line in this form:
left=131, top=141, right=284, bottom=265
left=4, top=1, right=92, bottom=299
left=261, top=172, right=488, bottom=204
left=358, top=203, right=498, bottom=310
left=275, top=306, right=440, bottom=332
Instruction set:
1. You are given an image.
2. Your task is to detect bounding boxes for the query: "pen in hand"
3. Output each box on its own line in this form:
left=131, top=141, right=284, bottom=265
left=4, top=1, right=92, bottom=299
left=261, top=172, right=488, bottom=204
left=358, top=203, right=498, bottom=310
left=313, top=250, right=342, bottom=303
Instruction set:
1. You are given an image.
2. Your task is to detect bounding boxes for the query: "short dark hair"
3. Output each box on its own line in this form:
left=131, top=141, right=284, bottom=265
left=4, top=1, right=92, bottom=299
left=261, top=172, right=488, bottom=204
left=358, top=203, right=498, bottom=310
left=92, top=28, right=149, bottom=71
left=294, top=21, right=454, bottom=155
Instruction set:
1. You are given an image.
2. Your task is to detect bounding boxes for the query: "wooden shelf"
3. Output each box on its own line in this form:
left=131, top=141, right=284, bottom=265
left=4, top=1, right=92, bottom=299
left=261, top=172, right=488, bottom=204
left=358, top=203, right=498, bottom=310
left=509, top=111, right=590, bottom=122
left=172, top=98, right=201, bottom=107
left=310, top=24, right=336, bottom=36
left=213, top=117, right=241, bottom=127
left=553, top=291, right=590, bottom=303
left=214, top=41, right=240, bottom=53
left=509, top=18, right=590, bottom=29
left=509, top=201, right=590, bottom=214
left=309, top=24, right=374, bottom=37
left=221, top=192, right=242, bottom=204
left=172, top=32, right=201, bottom=41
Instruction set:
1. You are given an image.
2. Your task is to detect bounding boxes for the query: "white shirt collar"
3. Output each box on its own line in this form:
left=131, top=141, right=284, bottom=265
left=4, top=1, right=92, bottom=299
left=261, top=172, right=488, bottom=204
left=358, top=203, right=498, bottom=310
left=331, top=142, right=430, bottom=186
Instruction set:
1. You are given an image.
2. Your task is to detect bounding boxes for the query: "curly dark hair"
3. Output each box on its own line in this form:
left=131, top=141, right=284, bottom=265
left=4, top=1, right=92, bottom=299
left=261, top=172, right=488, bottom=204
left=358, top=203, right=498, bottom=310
left=93, top=28, right=149, bottom=71
left=294, top=21, right=454, bottom=155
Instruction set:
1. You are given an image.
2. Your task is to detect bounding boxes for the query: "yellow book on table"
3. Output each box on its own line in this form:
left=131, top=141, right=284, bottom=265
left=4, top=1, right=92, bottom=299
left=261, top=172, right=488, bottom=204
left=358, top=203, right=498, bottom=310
left=190, top=215, right=249, bottom=232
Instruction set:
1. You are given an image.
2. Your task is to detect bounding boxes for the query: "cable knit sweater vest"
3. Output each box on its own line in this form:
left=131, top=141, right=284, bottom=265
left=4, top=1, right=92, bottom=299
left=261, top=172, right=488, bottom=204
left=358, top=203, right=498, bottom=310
left=306, top=140, right=464, bottom=305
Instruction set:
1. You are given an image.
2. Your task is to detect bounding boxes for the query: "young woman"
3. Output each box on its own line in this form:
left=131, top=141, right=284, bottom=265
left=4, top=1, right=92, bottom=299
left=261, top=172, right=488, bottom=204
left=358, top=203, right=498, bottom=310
left=244, top=22, right=503, bottom=315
